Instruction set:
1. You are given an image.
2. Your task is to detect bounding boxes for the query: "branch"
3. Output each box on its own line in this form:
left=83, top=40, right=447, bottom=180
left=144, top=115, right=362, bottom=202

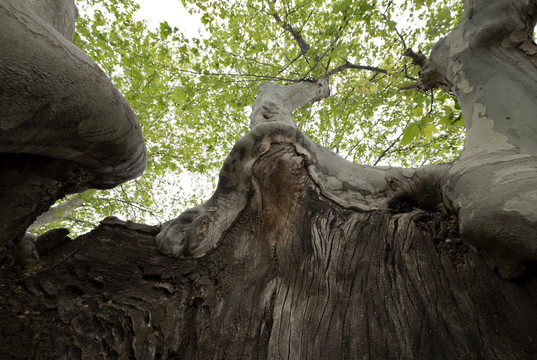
left=95, top=195, right=162, bottom=224
left=325, top=61, right=388, bottom=78
left=399, top=83, right=419, bottom=90
left=381, top=2, right=407, bottom=49
left=403, top=48, right=426, bottom=66
left=401, top=48, right=449, bottom=91
left=250, top=79, right=330, bottom=128
left=373, top=135, right=403, bottom=166
left=28, top=197, right=85, bottom=231
left=272, top=12, right=311, bottom=55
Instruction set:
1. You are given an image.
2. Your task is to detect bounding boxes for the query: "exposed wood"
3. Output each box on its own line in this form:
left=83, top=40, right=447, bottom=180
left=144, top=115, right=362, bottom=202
left=1, top=143, right=536, bottom=359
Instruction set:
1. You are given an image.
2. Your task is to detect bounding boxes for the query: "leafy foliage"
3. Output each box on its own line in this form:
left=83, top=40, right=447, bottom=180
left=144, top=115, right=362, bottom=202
left=32, top=0, right=465, bottom=235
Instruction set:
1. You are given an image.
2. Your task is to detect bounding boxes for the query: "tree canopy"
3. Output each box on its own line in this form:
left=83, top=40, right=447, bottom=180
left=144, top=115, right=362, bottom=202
left=34, top=0, right=466, bottom=235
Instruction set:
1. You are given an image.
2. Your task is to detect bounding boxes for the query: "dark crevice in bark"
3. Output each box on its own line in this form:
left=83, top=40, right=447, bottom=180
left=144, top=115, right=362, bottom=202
left=387, top=171, right=445, bottom=214
left=0, top=153, right=94, bottom=250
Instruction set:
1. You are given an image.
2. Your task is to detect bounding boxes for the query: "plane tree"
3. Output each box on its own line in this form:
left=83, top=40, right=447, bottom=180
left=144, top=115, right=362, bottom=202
left=34, top=0, right=467, bottom=233
left=1, top=0, right=537, bottom=358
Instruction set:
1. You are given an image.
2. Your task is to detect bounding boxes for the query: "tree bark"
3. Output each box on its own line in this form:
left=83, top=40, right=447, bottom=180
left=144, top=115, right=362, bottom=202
left=414, top=0, right=537, bottom=278
left=28, top=197, right=85, bottom=232
left=0, top=0, right=147, bottom=246
left=2, top=0, right=537, bottom=359
left=2, top=141, right=536, bottom=358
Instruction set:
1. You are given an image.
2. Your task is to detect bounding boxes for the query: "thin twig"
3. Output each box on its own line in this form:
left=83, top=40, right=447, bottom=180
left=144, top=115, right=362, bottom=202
left=373, top=135, right=403, bottom=166
left=0, top=246, right=80, bottom=283
left=326, top=61, right=388, bottom=77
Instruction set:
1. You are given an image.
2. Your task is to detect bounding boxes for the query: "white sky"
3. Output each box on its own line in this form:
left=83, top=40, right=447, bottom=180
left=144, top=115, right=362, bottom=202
left=134, top=0, right=202, bottom=38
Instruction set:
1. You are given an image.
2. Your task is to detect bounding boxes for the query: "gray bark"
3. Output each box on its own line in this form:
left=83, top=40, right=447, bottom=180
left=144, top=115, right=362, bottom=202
left=0, top=0, right=147, bottom=188
left=28, top=197, right=84, bottom=231
left=421, top=0, right=537, bottom=278
left=1, top=0, right=537, bottom=359
left=26, top=0, right=78, bottom=41
left=0, top=0, right=147, bottom=246
left=2, top=166, right=536, bottom=358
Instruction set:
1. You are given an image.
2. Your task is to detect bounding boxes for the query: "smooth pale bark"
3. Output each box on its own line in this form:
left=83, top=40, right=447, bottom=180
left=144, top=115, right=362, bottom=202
left=28, top=197, right=84, bottom=231
left=0, top=0, right=146, bottom=245
left=0, top=0, right=147, bottom=188
left=420, top=0, right=537, bottom=278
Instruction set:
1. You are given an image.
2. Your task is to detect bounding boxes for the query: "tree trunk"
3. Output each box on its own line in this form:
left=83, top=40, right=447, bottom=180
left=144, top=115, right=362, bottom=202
left=1, top=141, right=536, bottom=358
left=413, top=0, right=537, bottom=278
left=2, top=0, right=537, bottom=359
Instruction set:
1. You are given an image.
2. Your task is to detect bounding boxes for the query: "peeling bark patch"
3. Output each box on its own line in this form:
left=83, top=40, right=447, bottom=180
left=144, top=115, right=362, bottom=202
left=504, top=189, right=537, bottom=222
left=325, top=176, right=343, bottom=190
left=451, top=60, right=473, bottom=95
left=465, top=103, right=514, bottom=154
left=447, top=25, right=469, bottom=58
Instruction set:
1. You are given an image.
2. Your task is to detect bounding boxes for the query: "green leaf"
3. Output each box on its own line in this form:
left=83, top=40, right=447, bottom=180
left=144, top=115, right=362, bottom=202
left=401, top=123, right=420, bottom=146
left=452, top=114, right=465, bottom=126
left=159, top=21, right=173, bottom=40
left=439, top=112, right=454, bottom=128
left=421, top=124, right=437, bottom=139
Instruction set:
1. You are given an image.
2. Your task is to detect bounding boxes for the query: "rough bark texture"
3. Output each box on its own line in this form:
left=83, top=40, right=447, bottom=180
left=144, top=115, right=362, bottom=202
left=2, top=0, right=537, bottom=358
left=1, top=143, right=537, bottom=358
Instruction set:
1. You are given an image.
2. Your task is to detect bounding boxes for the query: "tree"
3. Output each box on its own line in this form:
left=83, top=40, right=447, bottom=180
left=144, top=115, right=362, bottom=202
left=31, top=0, right=468, bottom=234
left=1, top=0, right=537, bottom=359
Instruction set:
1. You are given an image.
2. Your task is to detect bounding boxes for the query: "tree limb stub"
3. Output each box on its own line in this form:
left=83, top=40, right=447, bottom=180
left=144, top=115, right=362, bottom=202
left=403, top=48, right=426, bottom=66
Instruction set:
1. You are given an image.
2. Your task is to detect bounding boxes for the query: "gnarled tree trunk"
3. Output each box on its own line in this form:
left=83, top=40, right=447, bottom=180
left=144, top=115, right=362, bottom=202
left=1, top=0, right=537, bottom=359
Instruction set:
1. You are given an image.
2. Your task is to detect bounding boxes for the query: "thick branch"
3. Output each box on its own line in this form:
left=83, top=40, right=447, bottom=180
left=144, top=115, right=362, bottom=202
left=402, top=0, right=537, bottom=277
left=249, top=79, right=330, bottom=128
left=0, top=0, right=147, bottom=189
left=28, top=196, right=84, bottom=231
